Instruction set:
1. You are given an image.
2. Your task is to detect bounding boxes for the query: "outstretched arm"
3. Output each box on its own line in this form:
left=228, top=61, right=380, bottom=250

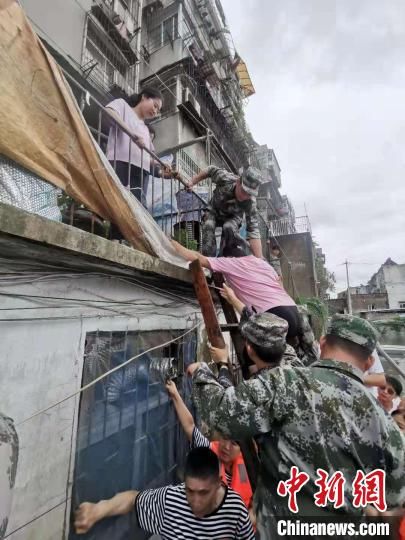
left=171, top=239, right=210, bottom=267
left=74, top=491, right=139, bottom=534
left=166, top=381, right=195, bottom=441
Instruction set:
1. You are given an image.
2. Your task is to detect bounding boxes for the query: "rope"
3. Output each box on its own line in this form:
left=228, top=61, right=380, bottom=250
left=16, top=320, right=202, bottom=427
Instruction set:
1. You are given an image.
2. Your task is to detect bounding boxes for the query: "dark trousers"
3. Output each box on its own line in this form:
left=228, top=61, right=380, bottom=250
left=110, top=160, right=149, bottom=240
left=201, top=210, right=244, bottom=256
left=266, top=305, right=300, bottom=345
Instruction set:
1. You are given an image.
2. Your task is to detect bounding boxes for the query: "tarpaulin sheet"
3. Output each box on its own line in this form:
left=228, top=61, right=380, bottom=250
left=0, top=0, right=185, bottom=265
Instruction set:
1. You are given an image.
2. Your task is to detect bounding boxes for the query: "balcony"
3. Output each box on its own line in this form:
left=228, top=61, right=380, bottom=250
left=90, top=0, right=140, bottom=64
left=268, top=216, right=311, bottom=237
left=0, top=69, right=211, bottom=254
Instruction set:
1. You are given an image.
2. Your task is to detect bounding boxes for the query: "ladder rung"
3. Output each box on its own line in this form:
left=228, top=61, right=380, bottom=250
left=220, top=323, right=239, bottom=331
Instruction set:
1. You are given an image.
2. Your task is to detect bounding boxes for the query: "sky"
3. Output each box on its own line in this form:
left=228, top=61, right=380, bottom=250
left=221, top=0, right=405, bottom=294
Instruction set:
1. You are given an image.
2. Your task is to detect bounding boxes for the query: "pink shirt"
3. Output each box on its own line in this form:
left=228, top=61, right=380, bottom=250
left=106, top=99, right=152, bottom=171
left=207, top=255, right=296, bottom=312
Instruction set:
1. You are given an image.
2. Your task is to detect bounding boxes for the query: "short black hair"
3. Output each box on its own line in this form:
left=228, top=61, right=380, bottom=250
left=185, top=447, right=220, bottom=480
left=271, top=244, right=281, bottom=251
left=245, top=341, right=285, bottom=365
left=222, top=238, right=251, bottom=258
left=386, top=375, right=403, bottom=397
left=324, top=334, right=371, bottom=362
left=392, top=409, right=405, bottom=418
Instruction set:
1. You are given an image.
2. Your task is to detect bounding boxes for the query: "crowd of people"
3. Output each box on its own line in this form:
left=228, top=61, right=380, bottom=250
left=74, top=86, right=405, bottom=539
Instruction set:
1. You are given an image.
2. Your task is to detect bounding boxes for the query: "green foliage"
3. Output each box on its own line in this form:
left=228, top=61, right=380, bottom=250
left=373, top=318, right=405, bottom=334
left=173, top=228, right=199, bottom=251
left=313, top=242, right=336, bottom=299
left=297, top=296, right=329, bottom=337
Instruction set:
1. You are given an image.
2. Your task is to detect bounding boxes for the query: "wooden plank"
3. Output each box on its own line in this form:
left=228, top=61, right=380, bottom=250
left=212, top=272, right=260, bottom=490
left=189, top=260, right=225, bottom=348
left=212, top=273, right=250, bottom=380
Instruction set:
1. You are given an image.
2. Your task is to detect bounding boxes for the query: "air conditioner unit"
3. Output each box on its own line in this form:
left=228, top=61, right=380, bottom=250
left=112, top=71, right=126, bottom=90
left=182, top=88, right=201, bottom=115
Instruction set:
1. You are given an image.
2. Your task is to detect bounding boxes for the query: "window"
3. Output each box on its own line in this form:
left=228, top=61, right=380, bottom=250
left=147, top=13, right=179, bottom=52
left=83, top=21, right=132, bottom=93
left=162, top=14, right=178, bottom=46
left=70, top=329, right=196, bottom=539
left=399, top=302, right=405, bottom=309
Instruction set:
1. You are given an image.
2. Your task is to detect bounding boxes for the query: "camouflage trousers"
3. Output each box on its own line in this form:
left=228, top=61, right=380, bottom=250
left=201, top=210, right=244, bottom=256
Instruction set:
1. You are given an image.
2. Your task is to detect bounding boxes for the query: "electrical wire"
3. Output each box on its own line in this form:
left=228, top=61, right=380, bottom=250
left=16, top=319, right=202, bottom=427
left=4, top=497, right=71, bottom=539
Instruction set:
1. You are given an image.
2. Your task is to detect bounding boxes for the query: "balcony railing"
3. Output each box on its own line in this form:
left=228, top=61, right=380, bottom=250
left=0, top=68, right=210, bottom=253
left=268, top=216, right=311, bottom=237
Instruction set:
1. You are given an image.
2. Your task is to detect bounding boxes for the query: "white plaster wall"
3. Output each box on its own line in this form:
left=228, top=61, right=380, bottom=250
left=20, top=0, right=91, bottom=64
left=383, top=264, right=405, bottom=309
left=0, top=273, right=200, bottom=539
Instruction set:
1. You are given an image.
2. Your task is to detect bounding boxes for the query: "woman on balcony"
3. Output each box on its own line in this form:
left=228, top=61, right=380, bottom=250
left=105, top=86, right=171, bottom=201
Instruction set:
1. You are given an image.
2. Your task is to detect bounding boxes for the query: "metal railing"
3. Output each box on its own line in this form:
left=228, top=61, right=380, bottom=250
left=268, top=215, right=311, bottom=237
left=0, top=66, right=210, bottom=251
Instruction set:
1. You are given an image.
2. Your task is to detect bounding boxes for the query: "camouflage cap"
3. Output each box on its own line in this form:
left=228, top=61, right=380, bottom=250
left=240, top=312, right=288, bottom=349
left=241, top=166, right=263, bottom=197
left=327, top=314, right=378, bottom=354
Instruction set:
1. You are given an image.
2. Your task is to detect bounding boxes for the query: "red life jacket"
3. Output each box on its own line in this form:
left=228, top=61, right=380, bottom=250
left=400, top=517, right=405, bottom=540
left=210, top=441, right=253, bottom=509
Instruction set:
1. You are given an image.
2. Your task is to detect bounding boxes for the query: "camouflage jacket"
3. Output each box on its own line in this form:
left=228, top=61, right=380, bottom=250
left=192, top=359, right=405, bottom=523
left=206, top=166, right=260, bottom=239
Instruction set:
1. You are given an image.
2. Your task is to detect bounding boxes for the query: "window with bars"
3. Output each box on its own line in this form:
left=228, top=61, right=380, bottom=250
left=69, top=328, right=197, bottom=539
left=147, top=13, right=179, bottom=53
left=83, top=20, right=135, bottom=94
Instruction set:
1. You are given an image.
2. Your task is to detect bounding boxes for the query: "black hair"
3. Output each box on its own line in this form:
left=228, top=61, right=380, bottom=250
left=222, top=238, right=251, bottom=258
left=271, top=244, right=281, bottom=252
left=386, top=375, right=403, bottom=397
left=184, top=447, right=220, bottom=480
left=324, top=334, right=370, bottom=362
left=127, top=86, right=163, bottom=108
left=392, top=408, right=405, bottom=418
left=244, top=341, right=285, bottom=365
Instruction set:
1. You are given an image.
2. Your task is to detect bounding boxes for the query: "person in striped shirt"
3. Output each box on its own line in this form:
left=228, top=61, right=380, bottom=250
left=74, top=446, right=254, bottom=540
left=165, top=379, right=254, bottom=515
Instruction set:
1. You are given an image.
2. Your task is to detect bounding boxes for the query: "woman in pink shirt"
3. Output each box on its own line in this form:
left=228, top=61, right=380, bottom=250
left=106, top=86, right=164, bottom=207
left=172, top=238, right=301, bottom=345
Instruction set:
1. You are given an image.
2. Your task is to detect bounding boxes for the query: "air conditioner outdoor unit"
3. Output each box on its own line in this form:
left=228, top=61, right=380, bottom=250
left=112, top=71, right=126, bottom=90
left=182, top=88, right=201, bottom=116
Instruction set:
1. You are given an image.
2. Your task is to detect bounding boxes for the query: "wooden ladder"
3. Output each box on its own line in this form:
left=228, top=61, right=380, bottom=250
left=189, top=259, right=260, bottom=490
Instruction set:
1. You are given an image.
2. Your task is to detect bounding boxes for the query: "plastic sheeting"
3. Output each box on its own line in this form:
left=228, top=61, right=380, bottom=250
left=0, top=155, right=62, bottom=222
left=0, top=1, right=185, bottom=265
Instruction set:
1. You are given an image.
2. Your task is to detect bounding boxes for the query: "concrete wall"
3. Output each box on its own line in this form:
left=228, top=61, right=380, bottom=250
left=328, top=293, right=389, bottom=315
left=0, top=273, right=200, bottom=539
left=140, top=39, right=185, bottom=80
left=20, top=0, right=91, bottom=64
left=276, top=232, right=318, bottom=299
left=383, top=264, right=405, bottom=309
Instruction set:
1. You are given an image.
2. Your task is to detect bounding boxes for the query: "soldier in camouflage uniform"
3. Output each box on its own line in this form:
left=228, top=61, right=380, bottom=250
left=189, top=314, right=405, bottom=539
left=186, top=165, right=263, bottom=258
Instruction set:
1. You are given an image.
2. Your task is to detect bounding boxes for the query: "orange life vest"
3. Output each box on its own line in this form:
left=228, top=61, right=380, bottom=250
left=210, top=441, right=253, bottom=509
left=400, top=517, right=405, bottom=540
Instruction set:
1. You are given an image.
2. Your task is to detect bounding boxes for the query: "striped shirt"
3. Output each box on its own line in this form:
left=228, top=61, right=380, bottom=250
left=135, top=483, right=254, bottom=539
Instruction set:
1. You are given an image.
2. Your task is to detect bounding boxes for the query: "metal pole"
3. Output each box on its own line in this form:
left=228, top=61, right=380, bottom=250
left=377, top=344, right=405, bottom=381
left=345, top=260, right=353, bottom=315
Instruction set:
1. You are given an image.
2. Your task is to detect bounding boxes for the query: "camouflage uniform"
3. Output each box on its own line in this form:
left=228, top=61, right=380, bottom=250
left=295, top=305, right=320, bottom=366
left=202, top=166, right=262, bottom=256
left=192, top=314, right=405, bottom=539
left=268, top=255, right=282, bottom=279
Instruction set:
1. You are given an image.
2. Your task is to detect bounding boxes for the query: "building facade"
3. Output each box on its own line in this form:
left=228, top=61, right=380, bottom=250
left=0, top=202, right=201, bottom=539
